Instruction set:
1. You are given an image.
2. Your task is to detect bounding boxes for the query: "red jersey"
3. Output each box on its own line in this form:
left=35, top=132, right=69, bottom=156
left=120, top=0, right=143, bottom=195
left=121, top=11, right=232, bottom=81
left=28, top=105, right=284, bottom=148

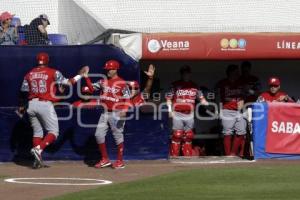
left=85, top=76, right=130, bottom=111
left=21, top=66, right=68, bottom=102
left=216, top=78, right=244, bottom=110
left=166, top=80, right=203, bottom=113
left=257, top=91, right=293, bottom=102
left=127, top=80, right=146, bottom=107
left=131, top=93, right=145, bottom=106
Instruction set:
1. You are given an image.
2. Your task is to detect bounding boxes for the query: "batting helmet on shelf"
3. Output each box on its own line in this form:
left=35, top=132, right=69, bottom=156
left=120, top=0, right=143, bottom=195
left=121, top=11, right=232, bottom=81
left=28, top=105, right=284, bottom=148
left=36, top=52, right=49, bottom=65
left=104, top=60, right=120, bottom=70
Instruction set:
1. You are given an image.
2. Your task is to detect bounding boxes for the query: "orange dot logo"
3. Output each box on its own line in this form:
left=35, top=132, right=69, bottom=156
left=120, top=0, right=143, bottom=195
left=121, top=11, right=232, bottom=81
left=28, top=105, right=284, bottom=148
left=220, top=38, right=229, bottom=48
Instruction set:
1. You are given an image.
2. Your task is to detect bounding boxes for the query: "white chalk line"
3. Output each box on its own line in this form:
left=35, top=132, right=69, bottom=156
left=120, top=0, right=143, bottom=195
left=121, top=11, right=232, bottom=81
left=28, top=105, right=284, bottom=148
left=171, top=160, right=256, bottom=164
left=4, top=177, right=113, bottom=186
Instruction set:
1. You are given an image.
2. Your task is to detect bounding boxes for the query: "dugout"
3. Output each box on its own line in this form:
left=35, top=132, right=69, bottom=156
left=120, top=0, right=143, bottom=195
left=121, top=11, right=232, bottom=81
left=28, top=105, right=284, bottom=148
left=128, top=33, right=300, bottom=157
left=140, top=59, right=300, bottom=156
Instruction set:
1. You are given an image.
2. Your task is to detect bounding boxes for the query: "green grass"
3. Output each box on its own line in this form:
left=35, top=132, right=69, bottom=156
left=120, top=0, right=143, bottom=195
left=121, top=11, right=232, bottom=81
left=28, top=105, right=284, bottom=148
left=49, top=165, right=300, bottom=200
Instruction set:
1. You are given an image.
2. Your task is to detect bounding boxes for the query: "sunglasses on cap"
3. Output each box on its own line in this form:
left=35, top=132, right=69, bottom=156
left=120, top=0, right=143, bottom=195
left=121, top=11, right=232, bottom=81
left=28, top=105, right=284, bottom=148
left=270, top=84, right=280, bottom=88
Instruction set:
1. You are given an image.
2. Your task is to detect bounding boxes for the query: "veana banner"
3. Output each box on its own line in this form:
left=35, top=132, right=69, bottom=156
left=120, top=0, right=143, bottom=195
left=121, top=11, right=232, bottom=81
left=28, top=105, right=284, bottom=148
left=266, top=103, right=300, bottom=154
left=142, top=33, right=300, bottom=60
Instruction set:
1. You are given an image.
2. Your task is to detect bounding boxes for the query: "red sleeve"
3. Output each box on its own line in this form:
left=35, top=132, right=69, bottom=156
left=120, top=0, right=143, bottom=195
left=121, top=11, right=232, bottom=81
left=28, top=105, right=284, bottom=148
left=84, top=77, right=95, bottom=93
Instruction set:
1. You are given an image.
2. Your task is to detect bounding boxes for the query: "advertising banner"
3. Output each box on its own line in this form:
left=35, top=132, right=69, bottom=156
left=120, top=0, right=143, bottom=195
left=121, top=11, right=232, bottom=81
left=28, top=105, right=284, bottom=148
left=142, top=33, right=300, bottom=60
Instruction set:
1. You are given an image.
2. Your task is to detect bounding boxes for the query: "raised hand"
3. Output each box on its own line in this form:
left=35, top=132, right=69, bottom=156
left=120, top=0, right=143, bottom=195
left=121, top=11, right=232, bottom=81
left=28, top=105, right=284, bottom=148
left=79, top=66, right=89, bottom=77
left=144, top=64, right=155, bottom=78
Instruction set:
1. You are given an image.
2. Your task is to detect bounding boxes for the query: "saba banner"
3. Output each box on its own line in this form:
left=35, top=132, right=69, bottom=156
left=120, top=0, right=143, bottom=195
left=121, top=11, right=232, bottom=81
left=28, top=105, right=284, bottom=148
left=253, top=102, right=300, bottom=159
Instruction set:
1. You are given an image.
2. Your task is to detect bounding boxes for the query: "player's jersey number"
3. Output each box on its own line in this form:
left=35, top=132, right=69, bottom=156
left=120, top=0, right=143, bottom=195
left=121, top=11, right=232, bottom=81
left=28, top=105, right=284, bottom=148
left=31, top=79, right=47, bottom=94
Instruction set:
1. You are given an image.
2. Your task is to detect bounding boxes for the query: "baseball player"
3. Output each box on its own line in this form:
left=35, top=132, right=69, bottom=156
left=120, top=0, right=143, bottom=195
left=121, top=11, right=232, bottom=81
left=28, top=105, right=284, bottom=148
left=128, top=64, right=155, bottom=106
left=167, top=65, right=208, bottom=157
left=239, top=61, right=261, bottom=103
left=18, top=52, right=89, bottom=168
left=84, top=60, right=131, bottom=169
left=257, top=77, right=294, bottom=102
left=216, top=64, right=247, bottom=157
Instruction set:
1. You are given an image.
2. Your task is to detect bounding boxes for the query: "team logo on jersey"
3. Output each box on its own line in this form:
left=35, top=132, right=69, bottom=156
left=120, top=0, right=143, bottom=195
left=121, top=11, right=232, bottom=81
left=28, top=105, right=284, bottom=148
left=102, top=86, right=120, bottom=94
left=224, top=87, right=242, bottom=96
left=176, top=89, right=196, bottom=96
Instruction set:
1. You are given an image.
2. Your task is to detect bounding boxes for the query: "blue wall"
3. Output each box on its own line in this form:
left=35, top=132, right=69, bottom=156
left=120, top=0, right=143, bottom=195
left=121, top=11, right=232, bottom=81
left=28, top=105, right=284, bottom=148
left=0, top=107, right=170, bottom=162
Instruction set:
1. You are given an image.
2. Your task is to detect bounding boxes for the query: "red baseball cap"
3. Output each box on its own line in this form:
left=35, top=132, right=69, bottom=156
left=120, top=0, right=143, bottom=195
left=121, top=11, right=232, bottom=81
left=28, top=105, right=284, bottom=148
left=268, top=77, right=280, bottom=86
left=0, top=12, right=14, bottom=21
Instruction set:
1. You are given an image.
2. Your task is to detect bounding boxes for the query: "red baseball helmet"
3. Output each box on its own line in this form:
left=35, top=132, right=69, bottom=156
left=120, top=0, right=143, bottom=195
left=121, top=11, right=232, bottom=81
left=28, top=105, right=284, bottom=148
left=268, top=77, right=280, bottom=86
left=36, top=52, right=49, bottom=65
left=128, top=81, right=140, bottom=90
left=104, top=60, right=120, bottom=70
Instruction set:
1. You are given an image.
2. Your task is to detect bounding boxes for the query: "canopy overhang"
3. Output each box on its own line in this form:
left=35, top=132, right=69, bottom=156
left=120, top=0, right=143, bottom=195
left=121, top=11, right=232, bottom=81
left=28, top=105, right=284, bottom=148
left=110, top=33, right=300, bottom=61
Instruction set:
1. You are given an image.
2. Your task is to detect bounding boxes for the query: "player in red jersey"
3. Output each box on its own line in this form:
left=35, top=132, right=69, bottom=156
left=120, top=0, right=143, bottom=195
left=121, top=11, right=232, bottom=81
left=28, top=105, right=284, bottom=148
left=84, top=60, right=131, bottom=169
left=76, top=64, right=155, bottom=109
left=216, top=64, right=247, bottom=157
left=257, top=77, right=294, bottom=103
left=128, top=64, right=155, bottom=107
left=19, top=52, right=88, bottom=168
left=167, top=65, right=208, bottom=157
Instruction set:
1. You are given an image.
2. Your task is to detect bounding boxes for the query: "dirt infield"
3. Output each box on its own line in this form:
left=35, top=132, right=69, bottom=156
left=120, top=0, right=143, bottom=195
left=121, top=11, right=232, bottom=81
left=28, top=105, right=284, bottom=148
left=1, top=158, right=300, bottom=200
